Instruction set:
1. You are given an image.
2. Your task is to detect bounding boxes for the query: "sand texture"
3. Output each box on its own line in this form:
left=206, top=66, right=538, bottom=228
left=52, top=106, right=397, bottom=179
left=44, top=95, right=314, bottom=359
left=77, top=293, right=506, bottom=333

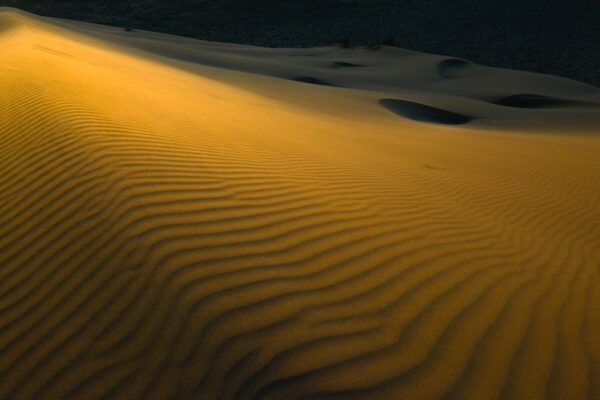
left=1, top=8, right=600, bottom=400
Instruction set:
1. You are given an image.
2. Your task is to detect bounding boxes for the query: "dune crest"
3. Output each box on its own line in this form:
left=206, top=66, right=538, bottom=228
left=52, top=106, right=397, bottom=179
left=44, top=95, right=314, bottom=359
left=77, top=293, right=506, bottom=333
left=1, top=8, right=600, bottom=400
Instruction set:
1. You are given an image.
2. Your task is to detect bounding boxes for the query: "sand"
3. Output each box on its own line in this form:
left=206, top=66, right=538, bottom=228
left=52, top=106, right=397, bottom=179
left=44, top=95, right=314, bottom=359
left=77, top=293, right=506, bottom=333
left=1, top=7, right=600, bottom=400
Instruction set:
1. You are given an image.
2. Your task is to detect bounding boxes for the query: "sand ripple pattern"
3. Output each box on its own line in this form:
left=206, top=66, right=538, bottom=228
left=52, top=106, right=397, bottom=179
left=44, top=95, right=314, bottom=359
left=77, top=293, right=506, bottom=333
left=1, top=10, right=600, bottom=400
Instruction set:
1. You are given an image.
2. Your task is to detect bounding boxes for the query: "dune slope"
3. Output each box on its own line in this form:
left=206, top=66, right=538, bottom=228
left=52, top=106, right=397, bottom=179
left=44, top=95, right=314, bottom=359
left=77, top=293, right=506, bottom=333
left=1, top=8, right=600, bottom=400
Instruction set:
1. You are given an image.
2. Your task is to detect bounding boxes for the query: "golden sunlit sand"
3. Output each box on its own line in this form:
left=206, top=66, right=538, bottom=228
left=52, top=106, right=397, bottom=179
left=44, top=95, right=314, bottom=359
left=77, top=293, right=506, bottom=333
left=1, top=7, right=600, bottom=400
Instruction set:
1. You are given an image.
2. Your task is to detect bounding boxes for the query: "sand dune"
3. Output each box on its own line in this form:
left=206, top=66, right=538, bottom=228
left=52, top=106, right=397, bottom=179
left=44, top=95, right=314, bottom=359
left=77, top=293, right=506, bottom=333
left=1, top=7, right=600, bottom=400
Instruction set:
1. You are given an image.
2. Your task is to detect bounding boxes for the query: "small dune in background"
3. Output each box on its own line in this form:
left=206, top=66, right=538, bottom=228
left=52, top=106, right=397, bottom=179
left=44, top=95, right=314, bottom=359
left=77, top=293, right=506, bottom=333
left=0, top=8, right=600, bottom=400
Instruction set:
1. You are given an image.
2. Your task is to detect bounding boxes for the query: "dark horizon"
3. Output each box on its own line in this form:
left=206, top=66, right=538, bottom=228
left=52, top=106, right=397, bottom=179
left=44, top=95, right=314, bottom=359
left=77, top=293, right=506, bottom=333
left=2, top=0, right=599, bottom=86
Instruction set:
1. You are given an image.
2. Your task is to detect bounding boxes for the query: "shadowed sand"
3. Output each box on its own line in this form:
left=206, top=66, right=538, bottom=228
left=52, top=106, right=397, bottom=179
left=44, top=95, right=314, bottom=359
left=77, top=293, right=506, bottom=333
left=293, top=76, right=338, bottom=86
left=492, top=94, right=591, bottom=109
left=379, top=99, right=472, bottom=125
left=1, top=7, right=600, bottom=400
left=436, top=58, right=471, bottom=79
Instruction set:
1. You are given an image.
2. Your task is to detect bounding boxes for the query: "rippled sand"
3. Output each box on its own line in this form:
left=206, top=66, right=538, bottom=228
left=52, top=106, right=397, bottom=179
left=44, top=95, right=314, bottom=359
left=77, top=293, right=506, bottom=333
left=1, top=8, right=600, bottom=400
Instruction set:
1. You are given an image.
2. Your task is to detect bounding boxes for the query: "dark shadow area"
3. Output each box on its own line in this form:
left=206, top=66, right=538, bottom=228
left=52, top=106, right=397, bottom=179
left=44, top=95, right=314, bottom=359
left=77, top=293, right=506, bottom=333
left=493, top=94, right=584, bottom=109
left=331, top=61, right=365, bottom=68
left=293, top=76, right=337, bottom=86
left=379, top=99, right=472, bottom=125
left=437, top=59, right=471, bottom=79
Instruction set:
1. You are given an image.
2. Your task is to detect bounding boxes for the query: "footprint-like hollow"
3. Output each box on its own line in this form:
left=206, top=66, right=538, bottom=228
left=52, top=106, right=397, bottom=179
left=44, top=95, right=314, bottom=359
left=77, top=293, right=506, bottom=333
left=293, top=76, right=337, bottom=86
left=493, top=94, right=577, bottom=108
left=379, top=99, right=472, bottom=125
left=436, top=58, right=471, bottom=79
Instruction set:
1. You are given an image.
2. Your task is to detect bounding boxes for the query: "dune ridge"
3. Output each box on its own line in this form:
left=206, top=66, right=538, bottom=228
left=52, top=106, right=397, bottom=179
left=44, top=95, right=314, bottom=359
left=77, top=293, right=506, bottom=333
left=1, top=8, right=600, bottom=400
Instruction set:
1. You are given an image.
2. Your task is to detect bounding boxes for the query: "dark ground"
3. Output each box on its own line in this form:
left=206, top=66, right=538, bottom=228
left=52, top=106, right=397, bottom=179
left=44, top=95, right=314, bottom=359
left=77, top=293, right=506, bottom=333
left=3, top=0, right=599, bottom=86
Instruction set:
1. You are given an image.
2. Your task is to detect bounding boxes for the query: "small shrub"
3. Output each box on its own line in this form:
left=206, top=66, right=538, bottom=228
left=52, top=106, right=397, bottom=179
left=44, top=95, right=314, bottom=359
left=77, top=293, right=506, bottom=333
left=342, top=36, right=351, bottom=48
left=330, top=36, right=352, bottom=48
